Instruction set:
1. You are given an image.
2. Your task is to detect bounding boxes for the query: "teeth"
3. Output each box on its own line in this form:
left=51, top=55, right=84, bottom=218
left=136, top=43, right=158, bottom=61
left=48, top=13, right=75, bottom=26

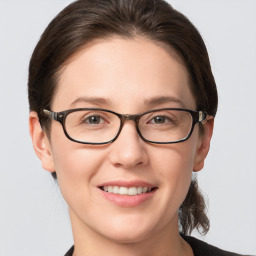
left=128, top=187, right=137, bottom=196
left=113, top=186, right=119, bottom=194
left=143, top=187, right=148, bottom=193
left=137, top=187, right=143, bottom=194
left=102, top=186, right=152, bottom=195
left=119, top=187, right=128, bottom=195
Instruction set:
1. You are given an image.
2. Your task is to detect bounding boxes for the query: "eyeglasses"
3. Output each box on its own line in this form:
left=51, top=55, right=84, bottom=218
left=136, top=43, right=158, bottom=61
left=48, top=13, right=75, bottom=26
left=43, top=108, right=212, bottom=145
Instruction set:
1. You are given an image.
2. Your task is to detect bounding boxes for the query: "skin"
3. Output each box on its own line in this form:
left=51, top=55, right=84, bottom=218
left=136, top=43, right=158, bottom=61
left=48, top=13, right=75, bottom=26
left=29, top=36, right=213, bottom=256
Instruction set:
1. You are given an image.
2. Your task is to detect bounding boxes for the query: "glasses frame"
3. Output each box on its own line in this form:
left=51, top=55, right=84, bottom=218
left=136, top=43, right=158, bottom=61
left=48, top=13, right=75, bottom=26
left=43, top=108, right=212, bottom=145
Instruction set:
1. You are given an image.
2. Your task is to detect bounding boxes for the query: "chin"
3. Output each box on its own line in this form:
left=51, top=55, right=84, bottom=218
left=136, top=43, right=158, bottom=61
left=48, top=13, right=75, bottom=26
left=105, top=229, right=151, bottom=244
left=98, top=215, right=157, bottom=244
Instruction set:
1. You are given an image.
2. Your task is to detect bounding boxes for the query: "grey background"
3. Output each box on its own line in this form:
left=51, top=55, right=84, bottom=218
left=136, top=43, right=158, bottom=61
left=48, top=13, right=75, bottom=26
left=0, top=0, right=255, bottom=255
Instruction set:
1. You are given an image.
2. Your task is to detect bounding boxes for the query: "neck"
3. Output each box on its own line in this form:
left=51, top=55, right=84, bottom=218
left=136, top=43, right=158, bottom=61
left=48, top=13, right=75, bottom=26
left=70, top=210, right=193, bottom=256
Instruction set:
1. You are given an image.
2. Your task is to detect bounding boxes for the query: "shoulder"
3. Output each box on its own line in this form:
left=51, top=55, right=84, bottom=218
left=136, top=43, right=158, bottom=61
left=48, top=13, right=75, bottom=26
left=181, top=234, right=250, bottom=256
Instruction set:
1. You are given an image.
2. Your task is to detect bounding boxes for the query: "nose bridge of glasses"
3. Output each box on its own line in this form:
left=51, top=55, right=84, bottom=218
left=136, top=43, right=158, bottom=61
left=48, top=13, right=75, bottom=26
left=118, top=114, right=140, bottom=136
left=121, top=114, right=140, bottom=123
left=114, top=114, right=142, bottom=144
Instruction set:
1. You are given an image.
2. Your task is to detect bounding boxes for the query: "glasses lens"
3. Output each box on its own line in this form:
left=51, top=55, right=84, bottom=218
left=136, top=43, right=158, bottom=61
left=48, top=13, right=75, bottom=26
left=65, top=110, right=121, bottom=143
left=139, top=109, right=193, bottom=143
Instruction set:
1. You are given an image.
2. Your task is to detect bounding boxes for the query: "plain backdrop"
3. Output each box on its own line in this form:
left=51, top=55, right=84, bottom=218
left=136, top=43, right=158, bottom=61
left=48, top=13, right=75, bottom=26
left=0, top=0, right=255, bottom=255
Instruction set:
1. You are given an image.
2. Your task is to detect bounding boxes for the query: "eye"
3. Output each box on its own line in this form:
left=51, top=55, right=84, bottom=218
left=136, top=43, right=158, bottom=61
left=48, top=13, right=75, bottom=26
left=84, top=115, right=103, bottom=125
left=149, top=115, right=173, bottom=124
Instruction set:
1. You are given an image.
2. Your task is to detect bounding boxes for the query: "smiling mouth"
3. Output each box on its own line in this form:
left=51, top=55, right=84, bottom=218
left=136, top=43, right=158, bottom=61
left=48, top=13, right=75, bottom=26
left=99, top=186, right=157, bottom=196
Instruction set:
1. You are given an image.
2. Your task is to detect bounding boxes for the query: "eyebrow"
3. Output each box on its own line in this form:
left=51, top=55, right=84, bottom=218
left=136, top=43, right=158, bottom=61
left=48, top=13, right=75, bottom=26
left=144, top=96, right=186, bottom=108
left=70, top=96, right=112, bottom=107
left=70, top=95, right=185, bottom=109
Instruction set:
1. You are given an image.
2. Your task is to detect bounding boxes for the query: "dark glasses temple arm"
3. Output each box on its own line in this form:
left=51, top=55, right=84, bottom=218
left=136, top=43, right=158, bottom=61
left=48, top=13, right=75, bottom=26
left=43, top=109, right=58, bottom=121
left=199, top=111, right=214, bottom=124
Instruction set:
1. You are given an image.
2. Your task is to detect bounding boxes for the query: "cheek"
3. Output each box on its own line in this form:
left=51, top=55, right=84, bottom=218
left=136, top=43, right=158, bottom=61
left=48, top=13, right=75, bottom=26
left=51, top=145, right=111, bottom=221
left=49, top=126, right=107, bottom=200
left=151, top=139, right=197, bottom=179
left=150, top=135, right=198, bottom=202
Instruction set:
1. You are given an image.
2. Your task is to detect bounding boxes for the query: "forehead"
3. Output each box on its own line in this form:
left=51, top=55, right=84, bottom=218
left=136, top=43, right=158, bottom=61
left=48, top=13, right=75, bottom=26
left=53, top=36, right=195, bottom=112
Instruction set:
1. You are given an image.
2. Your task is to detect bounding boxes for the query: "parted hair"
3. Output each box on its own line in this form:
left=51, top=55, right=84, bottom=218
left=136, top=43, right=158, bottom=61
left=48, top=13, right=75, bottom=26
left=28, top=0, right=218, bottom=235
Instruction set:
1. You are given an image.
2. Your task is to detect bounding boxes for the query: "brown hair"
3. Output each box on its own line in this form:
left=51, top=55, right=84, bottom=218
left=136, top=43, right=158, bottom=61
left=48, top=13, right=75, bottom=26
left=28, top=0, right=217, bottom=235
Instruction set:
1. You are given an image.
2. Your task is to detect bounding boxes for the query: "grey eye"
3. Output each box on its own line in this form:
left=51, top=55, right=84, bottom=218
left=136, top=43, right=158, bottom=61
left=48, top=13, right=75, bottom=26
left=86, top=116, right=102, bottom=124
left=152, top=116, right=167, bottom=124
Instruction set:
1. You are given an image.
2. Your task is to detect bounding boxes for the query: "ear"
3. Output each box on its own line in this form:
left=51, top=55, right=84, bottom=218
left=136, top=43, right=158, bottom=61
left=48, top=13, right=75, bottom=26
left=193, top=118, right=214, bottom=172
left=29, top=111, right=55, bottom=173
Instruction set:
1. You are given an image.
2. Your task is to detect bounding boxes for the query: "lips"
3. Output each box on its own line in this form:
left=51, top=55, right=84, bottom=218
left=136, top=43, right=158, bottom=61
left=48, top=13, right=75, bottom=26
left=98, top=181, right=157, bottom=207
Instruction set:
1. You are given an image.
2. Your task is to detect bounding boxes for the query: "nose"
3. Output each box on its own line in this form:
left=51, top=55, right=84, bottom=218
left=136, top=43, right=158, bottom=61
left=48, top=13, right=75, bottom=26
left=109, top=121, right=149, bottom=169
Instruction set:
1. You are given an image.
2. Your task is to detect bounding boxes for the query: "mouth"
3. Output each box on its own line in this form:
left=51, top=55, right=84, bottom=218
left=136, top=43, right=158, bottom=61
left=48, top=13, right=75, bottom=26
left=99, top=186, right=157, bottom=196
left=98, top=182, right=158, bottom=207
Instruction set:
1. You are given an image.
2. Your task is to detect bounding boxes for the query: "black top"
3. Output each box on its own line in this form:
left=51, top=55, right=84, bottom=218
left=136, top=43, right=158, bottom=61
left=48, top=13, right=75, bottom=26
left=181, top=235, right=248, bottom=256
left=64, top=235, right=249, bottom=256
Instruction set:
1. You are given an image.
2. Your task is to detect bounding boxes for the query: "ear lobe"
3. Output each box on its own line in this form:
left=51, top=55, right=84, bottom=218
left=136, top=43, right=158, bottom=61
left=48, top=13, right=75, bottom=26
left=29, top=111, right=55, bottom=173
left=193, top=118, right=214, bottom=172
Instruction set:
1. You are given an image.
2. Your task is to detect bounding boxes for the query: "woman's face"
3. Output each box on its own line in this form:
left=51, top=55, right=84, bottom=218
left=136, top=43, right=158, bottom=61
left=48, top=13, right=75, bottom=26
left=33, top=37, right=211, bottom=243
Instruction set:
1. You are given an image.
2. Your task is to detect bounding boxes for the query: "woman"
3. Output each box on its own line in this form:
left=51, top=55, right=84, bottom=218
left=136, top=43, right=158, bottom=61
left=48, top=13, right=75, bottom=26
left=28, top=0, right=247, bottom=255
